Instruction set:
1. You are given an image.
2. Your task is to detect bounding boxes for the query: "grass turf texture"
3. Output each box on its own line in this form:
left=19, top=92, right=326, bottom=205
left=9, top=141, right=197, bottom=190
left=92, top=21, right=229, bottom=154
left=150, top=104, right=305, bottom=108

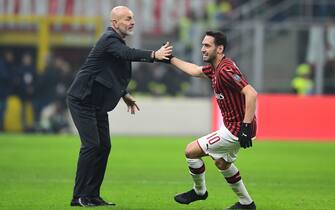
left=0, top=134, right=334, bottom=210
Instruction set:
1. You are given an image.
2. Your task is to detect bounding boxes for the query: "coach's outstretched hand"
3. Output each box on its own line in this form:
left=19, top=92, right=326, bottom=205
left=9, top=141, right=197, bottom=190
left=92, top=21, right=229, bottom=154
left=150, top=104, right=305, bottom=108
left=154, top=42, right=173, bottom=62
left=238, top=123, right=252, bottom=149
left=122, top=93, right=140, bottom=115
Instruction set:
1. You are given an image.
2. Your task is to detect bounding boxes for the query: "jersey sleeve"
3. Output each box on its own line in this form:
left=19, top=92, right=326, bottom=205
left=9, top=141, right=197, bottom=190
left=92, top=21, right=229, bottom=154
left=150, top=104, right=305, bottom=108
left=202, top=65, right=213, bottom=79
left=219, top=65, right=249, bottom=92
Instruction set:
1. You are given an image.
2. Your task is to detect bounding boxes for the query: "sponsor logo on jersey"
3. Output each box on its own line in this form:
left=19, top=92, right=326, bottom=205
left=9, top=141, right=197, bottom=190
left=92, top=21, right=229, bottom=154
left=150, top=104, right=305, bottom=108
left=214, top=90, right=224, bottom=100
left=233, top=74, right=241, bottom=82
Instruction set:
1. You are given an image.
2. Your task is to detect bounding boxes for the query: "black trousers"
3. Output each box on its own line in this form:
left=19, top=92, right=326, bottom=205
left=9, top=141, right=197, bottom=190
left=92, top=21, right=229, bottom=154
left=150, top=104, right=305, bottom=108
left=67, top=96, right=111, bottom=198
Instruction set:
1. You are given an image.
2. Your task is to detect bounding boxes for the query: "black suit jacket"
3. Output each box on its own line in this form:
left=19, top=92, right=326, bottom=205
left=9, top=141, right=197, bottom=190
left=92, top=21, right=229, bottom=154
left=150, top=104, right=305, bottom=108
left=67, top=27, right=154, bottom=112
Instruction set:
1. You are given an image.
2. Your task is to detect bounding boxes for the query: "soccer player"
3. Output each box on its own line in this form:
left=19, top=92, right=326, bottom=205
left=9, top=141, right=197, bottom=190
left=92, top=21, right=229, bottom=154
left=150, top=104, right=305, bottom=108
left=169, top=31, right=257, bottom=209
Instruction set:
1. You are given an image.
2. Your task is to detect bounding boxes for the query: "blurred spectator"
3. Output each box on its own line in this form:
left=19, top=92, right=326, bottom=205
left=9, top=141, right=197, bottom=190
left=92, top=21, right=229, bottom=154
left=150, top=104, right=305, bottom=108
left=176, top=11, right=194, bottom=59
left=17, top=52, right=36, bottom=131
left=291, top=63, right=314, bottom=95
left=324, top=21, right=335, bottom=94
left=230, top=0, right=250, bottom=8
left=324, top=58, right=335, bottom=94
left=0, top=51, right=14, bottom=131
left=19, top=53, right=35, bottom=100
left=161, top=64, right=191, bottom=96
left=32, top=55, right=60, bottom=129
left=132, top=62, right=190, bottom=97
left=267, top=0, right=292, bottom=22
left=206, top=0, right=233, bottom=29
left=38, top=57, right=73, bottom=133
left=133, top=63, right=168, bottom=96
left=326, top=20, right=335, bottom=61
left=313, top=1, right=335, bottom=18
left=56, top=59, right=73, bottom=103
left=4, top=51, right=19, bottom=96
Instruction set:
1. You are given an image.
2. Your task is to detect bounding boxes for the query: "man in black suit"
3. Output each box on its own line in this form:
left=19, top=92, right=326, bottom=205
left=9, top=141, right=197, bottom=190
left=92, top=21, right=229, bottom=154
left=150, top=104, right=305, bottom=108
left=67, top=6, right=172, bottom=207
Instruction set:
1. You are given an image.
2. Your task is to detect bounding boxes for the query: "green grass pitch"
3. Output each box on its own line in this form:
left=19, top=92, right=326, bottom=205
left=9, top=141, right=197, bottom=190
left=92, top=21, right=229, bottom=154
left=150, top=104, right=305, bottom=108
left=0, top=134, right=334, bottom=210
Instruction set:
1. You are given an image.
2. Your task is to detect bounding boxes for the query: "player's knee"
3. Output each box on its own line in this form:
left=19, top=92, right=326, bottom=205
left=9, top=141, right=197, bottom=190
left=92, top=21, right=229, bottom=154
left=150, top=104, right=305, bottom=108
left=214, top=158, right=231, bottom=170
left=185, top=141, right=204, bottom=159
left=184, top=144, right=192, bottom=158
left=185, top=143, right=196, bottom=158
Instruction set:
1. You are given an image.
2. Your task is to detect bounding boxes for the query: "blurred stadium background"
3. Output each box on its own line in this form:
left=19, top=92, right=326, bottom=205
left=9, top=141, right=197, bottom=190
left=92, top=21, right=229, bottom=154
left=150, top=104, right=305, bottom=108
left=1, top=1, right=335, bottom=209
left=0, top=0, right=335, bottom=136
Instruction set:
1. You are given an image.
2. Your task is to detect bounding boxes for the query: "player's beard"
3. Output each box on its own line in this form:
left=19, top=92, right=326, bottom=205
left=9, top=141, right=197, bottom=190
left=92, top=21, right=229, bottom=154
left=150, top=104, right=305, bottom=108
left=203, top=53, right=215, bottom=63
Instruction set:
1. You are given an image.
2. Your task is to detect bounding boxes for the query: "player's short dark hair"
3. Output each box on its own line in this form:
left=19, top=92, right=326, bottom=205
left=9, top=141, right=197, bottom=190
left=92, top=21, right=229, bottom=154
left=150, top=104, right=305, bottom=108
left=205, top=31, right=227, bottom=49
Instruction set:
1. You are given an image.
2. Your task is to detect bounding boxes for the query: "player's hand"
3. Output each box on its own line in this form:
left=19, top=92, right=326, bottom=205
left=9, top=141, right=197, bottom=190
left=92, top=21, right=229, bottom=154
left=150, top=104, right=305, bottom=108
left=156, top=54, right=174, bottom=64
left=238, top=123, right=252, bottom=149
left=122, top=93, right=140, bottom=114
left=154, top=42, right=173, bottom=62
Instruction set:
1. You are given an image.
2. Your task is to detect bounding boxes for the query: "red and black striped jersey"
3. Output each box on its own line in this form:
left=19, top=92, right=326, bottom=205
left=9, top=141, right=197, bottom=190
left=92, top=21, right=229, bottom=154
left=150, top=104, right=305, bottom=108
left=202, top=56, right=257, bottom=137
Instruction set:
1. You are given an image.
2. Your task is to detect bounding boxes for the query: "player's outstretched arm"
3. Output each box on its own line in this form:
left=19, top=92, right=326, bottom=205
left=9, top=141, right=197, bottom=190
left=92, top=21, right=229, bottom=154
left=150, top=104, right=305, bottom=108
left=170, top=57, right=205, bottom=77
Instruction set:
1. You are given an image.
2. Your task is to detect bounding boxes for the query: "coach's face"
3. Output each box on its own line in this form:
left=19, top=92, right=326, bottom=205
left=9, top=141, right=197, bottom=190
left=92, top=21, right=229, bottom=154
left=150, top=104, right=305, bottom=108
left=111, top=7, right=135, bottom=38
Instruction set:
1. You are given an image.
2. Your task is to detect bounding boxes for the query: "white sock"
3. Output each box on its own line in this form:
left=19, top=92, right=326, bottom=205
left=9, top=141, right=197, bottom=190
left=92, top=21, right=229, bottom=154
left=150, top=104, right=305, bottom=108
left=186, top=158, right=207, bottom=195
left=221, top=164, right=253, bottom=205
left=190, top=171, right=206, bottom=195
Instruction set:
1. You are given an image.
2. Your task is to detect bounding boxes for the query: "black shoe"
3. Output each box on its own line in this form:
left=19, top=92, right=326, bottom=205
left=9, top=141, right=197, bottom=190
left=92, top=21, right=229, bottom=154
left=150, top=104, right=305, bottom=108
left=70, top=198, right=81, bottom=207
left=174, top=189, right=208, bottom=204
left=225, top=201, right=256, bottom=209
left=70, top=196, right=116, bottom=207
left=93, top=197, right=116, bottom=206
left=76, top=197, right=102, bottom=207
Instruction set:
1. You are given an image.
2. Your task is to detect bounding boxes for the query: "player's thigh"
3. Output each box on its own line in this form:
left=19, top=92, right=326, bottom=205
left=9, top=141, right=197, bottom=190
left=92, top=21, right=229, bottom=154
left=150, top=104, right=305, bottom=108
left=185, top=140, right=207, bottom=158
left=197, top=129, right=240, bottom=162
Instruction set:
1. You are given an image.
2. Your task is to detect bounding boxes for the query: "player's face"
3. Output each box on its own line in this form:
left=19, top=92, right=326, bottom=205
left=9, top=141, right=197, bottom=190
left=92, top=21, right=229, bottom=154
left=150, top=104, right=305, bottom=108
left=201, top=36, right=217, bottom=63
left=115, top=10, right=135, bottom=36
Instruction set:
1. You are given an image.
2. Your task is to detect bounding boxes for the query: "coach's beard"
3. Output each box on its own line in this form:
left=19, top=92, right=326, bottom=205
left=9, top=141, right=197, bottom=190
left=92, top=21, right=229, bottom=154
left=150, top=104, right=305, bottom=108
left=126, top=29, right=134, bottom=36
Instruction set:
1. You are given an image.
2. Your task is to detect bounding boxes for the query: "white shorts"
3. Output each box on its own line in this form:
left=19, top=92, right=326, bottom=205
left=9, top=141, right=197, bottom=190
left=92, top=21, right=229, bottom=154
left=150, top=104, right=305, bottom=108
left=197, top=125, right=240, bottom=162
